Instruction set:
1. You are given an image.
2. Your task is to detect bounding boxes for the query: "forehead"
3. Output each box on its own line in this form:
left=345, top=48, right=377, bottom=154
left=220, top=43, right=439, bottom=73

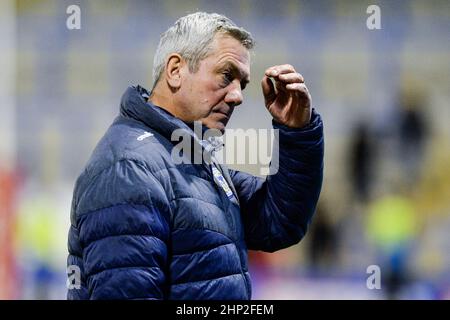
left=205, top=34, right=250, bottom=76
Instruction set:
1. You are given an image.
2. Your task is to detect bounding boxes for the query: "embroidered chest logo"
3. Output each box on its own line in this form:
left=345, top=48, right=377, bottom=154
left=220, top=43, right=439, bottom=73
left=211, top=166, right=235, bottom=200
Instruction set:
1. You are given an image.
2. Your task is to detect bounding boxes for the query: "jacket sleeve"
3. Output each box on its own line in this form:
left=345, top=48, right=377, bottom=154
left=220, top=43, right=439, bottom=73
left=68, top=159, right=171, bottom=300
left=230, top=109, right=324, bottom=252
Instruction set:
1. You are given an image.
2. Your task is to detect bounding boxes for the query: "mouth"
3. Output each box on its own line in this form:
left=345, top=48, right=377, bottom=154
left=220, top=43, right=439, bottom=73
left=212, top=105, right=233, bottom=120
left=216, top=110, right=230, bottom=119
left=202, top=105, right=234, bottom=131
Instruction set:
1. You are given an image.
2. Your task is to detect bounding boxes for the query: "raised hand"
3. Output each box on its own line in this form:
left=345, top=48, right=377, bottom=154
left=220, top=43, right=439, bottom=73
left=261, top=64, right=312, bottom=128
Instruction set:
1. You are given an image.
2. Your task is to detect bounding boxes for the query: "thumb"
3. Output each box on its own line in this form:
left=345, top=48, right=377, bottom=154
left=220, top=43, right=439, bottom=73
left=261, top=76, right=276, bottom=107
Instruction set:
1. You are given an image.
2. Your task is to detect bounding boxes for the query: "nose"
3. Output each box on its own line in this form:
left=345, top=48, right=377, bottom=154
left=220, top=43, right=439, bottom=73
left=224, top=82, right=243, bottom=107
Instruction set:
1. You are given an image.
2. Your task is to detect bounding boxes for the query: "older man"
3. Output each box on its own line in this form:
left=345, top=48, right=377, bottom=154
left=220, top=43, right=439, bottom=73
left=67, top=12, right=324, bottom=300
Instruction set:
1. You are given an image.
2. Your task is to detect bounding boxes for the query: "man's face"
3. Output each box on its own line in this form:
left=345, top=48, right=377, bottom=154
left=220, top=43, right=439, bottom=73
left=178, top=33, right=250, bottom=132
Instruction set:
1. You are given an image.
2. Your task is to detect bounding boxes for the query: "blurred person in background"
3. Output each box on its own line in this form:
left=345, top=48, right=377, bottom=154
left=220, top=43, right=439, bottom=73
left=66, top=12, right=324, bottom=300
left=306, top=202, right=338, bottom=276
left=16, top=197, right=61, bottom=299
left=396, top=83, right=429, bottom=185
left=366, top=182, right=419, bottom=299
left=0, top=168, right=20, bottom=299
left=348, top=122, right=377, bottom=204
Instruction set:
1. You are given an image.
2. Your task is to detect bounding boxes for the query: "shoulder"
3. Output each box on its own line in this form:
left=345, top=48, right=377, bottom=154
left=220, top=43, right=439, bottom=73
left=72, top=116, right=174, bottom=216
left=85, top=116, right=174, bottom=177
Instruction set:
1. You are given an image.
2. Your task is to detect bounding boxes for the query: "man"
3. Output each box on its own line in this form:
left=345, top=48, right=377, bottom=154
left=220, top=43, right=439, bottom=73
left=67, top=12, right=324, bottom=300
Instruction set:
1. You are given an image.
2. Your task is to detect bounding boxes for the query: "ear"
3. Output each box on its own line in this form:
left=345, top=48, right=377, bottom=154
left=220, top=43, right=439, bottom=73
left=165, top=53, right=185, bottom=89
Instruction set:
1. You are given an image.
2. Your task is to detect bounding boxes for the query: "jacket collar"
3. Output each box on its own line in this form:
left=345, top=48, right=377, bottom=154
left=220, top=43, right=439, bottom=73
left=120, top=85, right=225, bottom=153
left=119, top=85, right=192, bottom=141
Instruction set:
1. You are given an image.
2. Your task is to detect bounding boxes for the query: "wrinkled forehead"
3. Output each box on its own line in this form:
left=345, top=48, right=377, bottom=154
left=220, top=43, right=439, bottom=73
left=209, top=34, right=251, bottom=75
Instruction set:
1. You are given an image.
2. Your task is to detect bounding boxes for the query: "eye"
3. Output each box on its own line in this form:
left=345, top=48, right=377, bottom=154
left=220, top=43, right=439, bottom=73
left=222, top=71, right=234, bottom=86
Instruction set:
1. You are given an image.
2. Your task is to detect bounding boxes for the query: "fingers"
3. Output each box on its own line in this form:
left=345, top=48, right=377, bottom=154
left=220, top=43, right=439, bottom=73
left=261, top=75, right=276, bottom=104
left=286, top=82, right=308, bottom=91
left=265, top=64, right=295, bottom=77
left=265, top=65, right=305, bottom=87
left=278, top=72, right=304, bottom=84
left=286, top=82, right=312, bottom=107
left=286, top=82, right=310, bottom=99
left=263, top=64, right=310, bottom=103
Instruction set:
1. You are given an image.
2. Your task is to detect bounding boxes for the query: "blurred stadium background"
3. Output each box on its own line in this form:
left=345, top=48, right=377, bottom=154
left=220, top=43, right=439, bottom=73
left=0, top=0, right=449, bottom=299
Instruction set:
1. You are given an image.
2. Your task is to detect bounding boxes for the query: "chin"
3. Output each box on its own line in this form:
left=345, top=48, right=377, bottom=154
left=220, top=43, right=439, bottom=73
left=204, top=121, right=226, bottom=134
left=213, top=123, right=226, bottom=134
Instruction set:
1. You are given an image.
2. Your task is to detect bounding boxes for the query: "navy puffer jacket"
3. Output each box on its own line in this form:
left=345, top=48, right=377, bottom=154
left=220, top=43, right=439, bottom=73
left=67, top=85, right=324, bottom=300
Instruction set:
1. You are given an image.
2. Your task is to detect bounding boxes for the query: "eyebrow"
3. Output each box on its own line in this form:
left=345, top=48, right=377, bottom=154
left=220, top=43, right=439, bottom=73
left=219, top=61, right=250, bottom=89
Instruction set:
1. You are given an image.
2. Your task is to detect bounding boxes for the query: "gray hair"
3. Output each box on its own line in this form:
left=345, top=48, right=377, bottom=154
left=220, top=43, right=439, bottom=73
left=151, top=12, right=254, bottom=90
